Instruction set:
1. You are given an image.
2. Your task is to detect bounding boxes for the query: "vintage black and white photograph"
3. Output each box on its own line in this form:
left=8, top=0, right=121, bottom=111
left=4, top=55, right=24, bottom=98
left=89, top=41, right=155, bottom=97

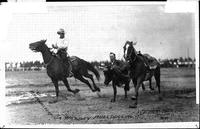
left=0, top=1, right=199, bottom=128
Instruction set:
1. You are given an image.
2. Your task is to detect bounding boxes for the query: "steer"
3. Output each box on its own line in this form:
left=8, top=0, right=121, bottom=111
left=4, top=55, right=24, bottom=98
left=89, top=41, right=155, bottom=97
left=103, top=65, right=130, bottom=102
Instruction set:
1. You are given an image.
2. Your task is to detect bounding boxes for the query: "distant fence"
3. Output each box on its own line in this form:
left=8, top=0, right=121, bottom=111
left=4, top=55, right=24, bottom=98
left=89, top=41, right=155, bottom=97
left=159, top=60, right=195, bottom=68
left=5, top=58, right=196, bottom=72
left=5, top=66, right=46, bottom=72
left=5, top=61, right=45, bottom=72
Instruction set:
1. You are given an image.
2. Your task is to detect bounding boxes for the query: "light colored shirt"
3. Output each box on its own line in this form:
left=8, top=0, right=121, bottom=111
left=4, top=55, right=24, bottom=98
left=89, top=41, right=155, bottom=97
left=52, top=38, right=69, bottom=54
left=54, top=38, right=69, bottom=50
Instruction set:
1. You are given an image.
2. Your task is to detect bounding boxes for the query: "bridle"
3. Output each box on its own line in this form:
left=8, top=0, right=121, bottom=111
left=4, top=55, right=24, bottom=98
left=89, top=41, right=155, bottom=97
left=124, top=42, right=137, bottom=63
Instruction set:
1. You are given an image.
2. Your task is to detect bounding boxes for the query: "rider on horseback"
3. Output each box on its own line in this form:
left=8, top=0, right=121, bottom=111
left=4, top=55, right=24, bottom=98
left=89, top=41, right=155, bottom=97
left=52, top=28, right=73, bottom=77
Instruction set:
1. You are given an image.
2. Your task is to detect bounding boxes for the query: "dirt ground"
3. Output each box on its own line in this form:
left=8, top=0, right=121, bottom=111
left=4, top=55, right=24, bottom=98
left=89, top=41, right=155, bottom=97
left=5, top=68, right=199, bottom=125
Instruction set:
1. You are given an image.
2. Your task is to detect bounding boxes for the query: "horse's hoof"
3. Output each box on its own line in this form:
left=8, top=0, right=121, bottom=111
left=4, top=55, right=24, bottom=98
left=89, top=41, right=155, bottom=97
left=131, top=96, right=136, bottom=100
left=110, top=99, right=115, bottom=102
left=74, top=89, right=80, bottom=94
left=75, top=93, right=86, bottom=101
left=129, top=104, right=137, bottom=108
left=96, top=91, right=102, bottom=97
left=96, top=88, right=101, bottom=92
left=92, top=89, right=96, bottom=92
left=48, top=99, right=58, bottom=104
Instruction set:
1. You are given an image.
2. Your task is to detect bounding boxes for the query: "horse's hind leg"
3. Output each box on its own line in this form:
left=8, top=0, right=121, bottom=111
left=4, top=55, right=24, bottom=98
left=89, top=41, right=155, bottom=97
left=83, top=73, right=100, bottom=92
left=62, top=78, right=80, bottom=94
left=149, top=78, right=154, bottom=90
left=154, top=67, right=162, bottom=100
left=111, top=81, right=117, bottom=102
left=154, top=68, right=161, bottom=94
left=75, top=74, right=96, bottom=92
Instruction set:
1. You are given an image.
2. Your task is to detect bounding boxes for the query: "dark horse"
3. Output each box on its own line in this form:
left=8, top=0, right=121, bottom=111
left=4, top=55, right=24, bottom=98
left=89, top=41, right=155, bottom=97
left=123, top=41, right=161, bottom=108
left=29, top=39, right=100, bottom=102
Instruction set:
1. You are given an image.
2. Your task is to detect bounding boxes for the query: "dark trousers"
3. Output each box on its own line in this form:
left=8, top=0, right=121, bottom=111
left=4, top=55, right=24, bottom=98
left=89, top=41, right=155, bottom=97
left=57, top=49, right=68, bottom=63
left=57, top=49, right=72, bottom=74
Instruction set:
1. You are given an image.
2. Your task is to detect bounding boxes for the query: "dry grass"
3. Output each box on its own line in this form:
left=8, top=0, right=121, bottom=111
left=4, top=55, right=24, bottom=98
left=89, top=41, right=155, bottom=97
left=5, top=68, right=198, bottom=124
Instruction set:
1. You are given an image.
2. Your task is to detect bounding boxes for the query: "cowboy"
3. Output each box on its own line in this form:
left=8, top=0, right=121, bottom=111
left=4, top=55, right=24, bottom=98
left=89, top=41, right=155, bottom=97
left=52, top=28, right=73, bottom=77
left=109, top=52, right=130, bottom=86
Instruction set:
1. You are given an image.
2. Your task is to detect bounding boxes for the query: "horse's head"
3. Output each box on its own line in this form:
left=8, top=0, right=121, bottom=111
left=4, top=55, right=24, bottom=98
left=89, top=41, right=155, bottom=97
left=123, top=40, right=137, bottom=62
left=29, top=39, right=47, bottom=52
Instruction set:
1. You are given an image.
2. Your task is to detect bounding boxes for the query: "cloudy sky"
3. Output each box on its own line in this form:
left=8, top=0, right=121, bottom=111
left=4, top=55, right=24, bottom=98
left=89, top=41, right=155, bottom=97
left=1, top=3, right=196, bottom=62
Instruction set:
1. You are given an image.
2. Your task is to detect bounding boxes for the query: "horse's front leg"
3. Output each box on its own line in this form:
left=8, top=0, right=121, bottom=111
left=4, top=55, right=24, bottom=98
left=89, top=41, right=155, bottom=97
left=149, top=78, right=154, bottom=90
left=129, top=77, right=143, bottom=108
left=49, top=79, right=59, bottom=103
left=62, top=78, right=80, bottom=94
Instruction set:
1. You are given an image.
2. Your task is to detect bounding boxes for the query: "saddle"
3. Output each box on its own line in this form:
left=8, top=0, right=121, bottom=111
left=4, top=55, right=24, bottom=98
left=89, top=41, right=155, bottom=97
left=50, top=49, right=71, bottom=68
left=138, top=53, right=158, bottom=70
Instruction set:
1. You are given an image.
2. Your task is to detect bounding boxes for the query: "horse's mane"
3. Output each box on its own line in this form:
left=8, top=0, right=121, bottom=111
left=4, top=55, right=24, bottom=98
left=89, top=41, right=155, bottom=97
left=39, top=40, right=56, bottom=56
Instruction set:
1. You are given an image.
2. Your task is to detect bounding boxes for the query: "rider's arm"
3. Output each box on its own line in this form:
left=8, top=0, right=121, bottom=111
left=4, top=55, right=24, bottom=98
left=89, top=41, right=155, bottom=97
left=52, top=40, right=58, bottom=49
left=52, top=44, right=58, bottom=49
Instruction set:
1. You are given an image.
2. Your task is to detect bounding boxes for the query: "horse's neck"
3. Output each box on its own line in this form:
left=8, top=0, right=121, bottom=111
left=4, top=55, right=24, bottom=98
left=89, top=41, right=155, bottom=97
left=41, top=45, right=53, bottom=64
left=131, top=50, right=137, bottom=60
left=131, top=54, right=143, bottom=65
left=136, top=55, right=146, bottom=66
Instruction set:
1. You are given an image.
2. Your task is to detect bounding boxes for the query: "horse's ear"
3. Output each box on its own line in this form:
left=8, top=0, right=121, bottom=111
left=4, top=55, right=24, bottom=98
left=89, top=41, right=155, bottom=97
left=127, top=41, right=132, bottom=46
left=41, top=39, right=47, bottom=44
left=132, top=41, right=137, bottom=45
left=40, top=39, right=47, bottom=43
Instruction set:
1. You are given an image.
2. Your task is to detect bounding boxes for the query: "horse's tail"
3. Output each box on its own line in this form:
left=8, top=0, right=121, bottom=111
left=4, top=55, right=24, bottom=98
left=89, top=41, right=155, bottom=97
left=84, top=60, right=100, bottom=81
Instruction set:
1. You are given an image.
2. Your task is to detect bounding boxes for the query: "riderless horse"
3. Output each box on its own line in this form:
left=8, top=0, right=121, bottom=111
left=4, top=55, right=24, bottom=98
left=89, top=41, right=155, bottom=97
left=123, top=40, right=161, bottom=108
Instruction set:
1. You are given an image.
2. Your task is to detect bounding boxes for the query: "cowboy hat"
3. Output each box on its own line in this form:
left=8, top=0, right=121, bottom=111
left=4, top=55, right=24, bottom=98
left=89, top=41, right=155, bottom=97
left=57, top=28, right=65, bottom=34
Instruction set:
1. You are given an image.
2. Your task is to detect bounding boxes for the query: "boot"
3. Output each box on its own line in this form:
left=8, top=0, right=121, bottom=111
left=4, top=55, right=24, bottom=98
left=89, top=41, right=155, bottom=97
left=67, top=59, right=74, bottom=77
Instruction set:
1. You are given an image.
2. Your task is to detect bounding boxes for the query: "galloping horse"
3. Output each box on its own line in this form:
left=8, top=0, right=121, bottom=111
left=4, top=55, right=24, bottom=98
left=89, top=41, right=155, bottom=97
left=29, top=39, right=100, bottom=102
left=123, top=41, right=161, bottom=108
